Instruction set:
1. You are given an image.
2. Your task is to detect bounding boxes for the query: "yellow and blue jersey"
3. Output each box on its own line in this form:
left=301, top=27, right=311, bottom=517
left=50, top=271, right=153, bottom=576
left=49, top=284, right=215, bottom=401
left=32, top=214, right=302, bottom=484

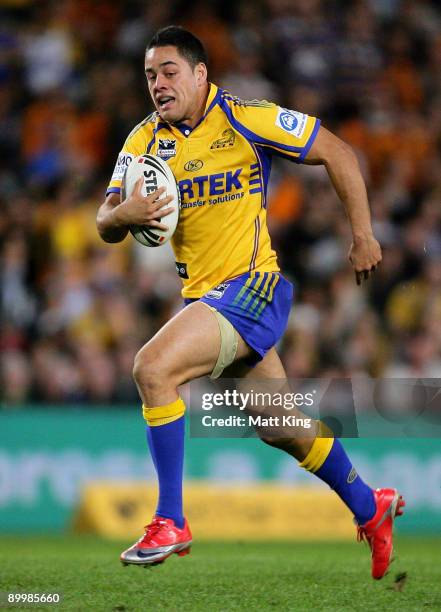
left=107, top=84, right=320, bottom=299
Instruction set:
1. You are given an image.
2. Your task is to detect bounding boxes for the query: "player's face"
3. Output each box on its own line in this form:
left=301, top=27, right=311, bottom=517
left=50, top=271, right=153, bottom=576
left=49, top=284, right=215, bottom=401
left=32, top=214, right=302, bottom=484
left=145, top=46, right=206, bottom=125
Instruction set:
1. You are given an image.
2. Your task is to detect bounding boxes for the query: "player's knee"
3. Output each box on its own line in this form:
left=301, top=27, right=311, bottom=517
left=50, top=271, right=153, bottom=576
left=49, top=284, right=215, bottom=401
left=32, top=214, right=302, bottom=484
left=133, top=346, right=173, bottom=393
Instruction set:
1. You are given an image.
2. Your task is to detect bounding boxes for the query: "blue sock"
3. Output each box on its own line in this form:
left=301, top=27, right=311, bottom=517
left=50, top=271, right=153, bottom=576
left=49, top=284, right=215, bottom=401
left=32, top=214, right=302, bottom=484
left=314, top=439, right=376, bottom=525
left=145, top=415, right=185, bottom=529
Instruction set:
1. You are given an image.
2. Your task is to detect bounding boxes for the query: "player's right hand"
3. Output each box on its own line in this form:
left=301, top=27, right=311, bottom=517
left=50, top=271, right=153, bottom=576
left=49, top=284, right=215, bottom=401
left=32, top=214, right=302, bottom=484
left=118, top=177, right=175, bottom=230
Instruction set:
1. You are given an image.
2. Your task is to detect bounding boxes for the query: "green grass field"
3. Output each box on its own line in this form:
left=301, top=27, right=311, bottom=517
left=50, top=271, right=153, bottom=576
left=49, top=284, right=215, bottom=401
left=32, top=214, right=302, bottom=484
left=1, top=535, right=440, bottom=611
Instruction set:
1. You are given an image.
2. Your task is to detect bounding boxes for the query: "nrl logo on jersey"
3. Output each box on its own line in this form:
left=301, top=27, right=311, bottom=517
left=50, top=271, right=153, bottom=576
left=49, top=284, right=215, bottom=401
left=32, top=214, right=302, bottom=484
left=210, top=128, right=235, bottom=149
left=157, top=138, right=177, bottom=159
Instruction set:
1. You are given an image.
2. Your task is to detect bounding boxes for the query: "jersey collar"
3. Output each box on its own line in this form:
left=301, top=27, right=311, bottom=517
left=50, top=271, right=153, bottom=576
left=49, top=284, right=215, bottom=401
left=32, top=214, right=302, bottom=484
left=157, top=83, right=219, bottom=137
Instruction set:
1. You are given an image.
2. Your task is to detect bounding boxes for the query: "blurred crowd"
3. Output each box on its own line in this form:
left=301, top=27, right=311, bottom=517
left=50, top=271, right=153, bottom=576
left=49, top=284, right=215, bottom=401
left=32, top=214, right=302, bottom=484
left=1, top=0, right=440, bottom=405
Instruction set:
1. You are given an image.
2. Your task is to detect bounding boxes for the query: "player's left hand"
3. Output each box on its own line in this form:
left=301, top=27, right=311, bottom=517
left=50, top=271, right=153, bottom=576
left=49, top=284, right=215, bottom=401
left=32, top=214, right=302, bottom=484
left=348, top=234, right=382, bottom=285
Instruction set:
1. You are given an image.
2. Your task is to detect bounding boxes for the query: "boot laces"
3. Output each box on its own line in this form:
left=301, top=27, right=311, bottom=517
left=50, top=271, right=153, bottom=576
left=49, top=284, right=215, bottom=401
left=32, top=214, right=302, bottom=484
left=357, top=526, right=370, bottom=547
left=140, top=517, right=169, bottom=543
left=357, top=525, right=388, bottom=555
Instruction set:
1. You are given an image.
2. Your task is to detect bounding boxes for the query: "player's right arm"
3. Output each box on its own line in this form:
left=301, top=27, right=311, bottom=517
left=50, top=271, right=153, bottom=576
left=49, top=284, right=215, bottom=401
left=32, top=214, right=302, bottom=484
left=96, top=181, right=173, bottom=243
left=96, top=121, right=174, bottom=243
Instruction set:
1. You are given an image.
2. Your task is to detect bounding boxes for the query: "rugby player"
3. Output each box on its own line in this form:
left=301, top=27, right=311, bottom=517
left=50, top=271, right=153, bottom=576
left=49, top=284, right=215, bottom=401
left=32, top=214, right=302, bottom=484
left=97, top=26, right=404, bottom=579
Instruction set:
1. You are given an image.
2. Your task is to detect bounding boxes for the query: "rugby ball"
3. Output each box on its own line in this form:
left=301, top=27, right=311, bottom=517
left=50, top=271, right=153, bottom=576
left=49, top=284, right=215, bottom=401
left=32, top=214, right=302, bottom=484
left=122, top=154, right=180, bottom=247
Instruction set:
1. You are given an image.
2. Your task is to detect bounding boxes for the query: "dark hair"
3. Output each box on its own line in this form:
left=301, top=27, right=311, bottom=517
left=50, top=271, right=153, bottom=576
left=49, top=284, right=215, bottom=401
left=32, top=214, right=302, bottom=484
left=146, top=26, right=208, bottom=69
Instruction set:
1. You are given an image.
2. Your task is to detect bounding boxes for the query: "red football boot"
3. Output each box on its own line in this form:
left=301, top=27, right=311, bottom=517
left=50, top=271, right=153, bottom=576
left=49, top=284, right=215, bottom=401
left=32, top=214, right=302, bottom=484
left=120, top=516, right=192, bottom=566
left=357, top=488, right=405, bottom=579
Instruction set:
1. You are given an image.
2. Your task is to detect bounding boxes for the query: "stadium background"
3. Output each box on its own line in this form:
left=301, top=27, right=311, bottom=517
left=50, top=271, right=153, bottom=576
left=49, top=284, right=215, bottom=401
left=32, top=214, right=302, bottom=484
left=1, top=0, right=441, bottom=543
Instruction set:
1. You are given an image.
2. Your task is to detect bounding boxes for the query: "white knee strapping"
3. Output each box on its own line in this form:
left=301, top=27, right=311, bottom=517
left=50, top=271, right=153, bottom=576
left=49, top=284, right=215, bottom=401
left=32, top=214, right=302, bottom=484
left=202, top=304, right=238, bottom=379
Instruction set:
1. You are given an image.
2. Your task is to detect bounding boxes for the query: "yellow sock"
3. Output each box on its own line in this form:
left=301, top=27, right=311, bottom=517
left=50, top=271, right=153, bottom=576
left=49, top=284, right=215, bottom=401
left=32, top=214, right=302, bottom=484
left=299, top=421, right=334, bottom=473
left=143, top=397, right=186, bottom=427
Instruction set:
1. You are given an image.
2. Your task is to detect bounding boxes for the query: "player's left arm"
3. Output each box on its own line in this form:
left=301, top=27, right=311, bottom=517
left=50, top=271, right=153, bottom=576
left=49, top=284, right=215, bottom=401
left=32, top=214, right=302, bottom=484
left=304, top=126, right=382, bottom=285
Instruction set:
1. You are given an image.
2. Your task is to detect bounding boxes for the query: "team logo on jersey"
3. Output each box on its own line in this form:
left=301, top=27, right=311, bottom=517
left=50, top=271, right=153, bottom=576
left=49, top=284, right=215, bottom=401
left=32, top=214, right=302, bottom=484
left=210, top=128, right=235, bottom=149
left=184, top=159, right=204, bottom=172
left=205, top=283, right=229, bottom=299
left=157, top=139, right=176, bottom=159
left=276, top=108, right=308, bottom=138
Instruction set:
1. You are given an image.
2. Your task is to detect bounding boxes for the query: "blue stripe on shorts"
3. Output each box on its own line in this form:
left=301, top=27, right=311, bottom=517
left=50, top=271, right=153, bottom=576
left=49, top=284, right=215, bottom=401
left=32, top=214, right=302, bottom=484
left=184, top=271, right=293, bottom=365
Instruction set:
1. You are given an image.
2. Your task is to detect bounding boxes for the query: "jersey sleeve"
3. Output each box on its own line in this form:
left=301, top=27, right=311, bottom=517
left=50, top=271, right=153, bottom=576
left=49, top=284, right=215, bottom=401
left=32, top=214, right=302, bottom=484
left=223, top=98, right=320, bottom=163
left=106, top=122, right=153, bottom=196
